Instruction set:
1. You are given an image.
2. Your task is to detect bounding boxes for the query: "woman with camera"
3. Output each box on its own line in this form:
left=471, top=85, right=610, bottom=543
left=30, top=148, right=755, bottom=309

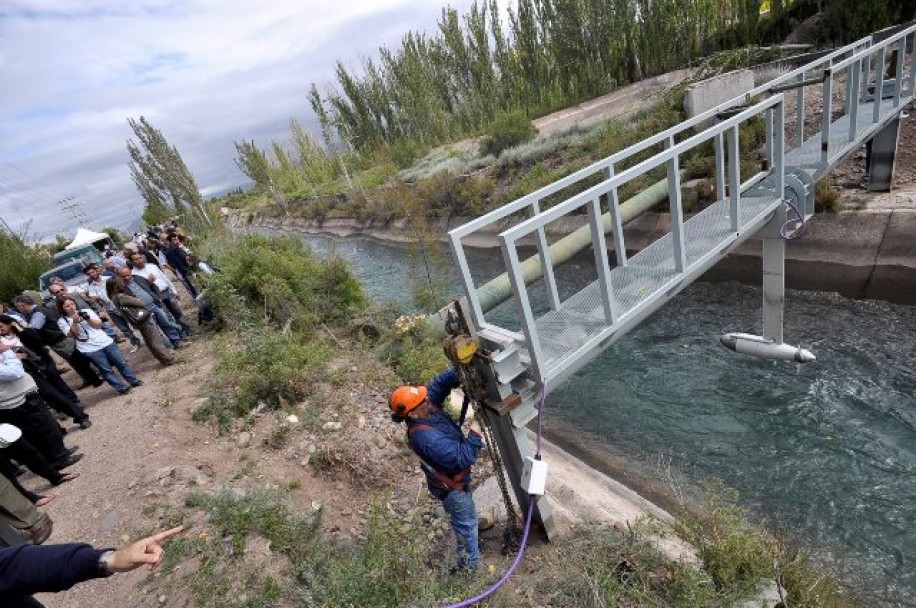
left=55, top=298, right=141, bottom=396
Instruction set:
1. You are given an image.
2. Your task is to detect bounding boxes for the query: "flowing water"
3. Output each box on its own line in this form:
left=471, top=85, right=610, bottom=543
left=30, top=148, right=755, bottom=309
left=295, top=232, right=916, bottom=606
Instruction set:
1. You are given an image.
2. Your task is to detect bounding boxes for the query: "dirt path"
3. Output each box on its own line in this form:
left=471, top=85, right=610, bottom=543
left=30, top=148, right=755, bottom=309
left=29, top=338, right=219, bottom=607
left=533, top=69, right=694, bottom=136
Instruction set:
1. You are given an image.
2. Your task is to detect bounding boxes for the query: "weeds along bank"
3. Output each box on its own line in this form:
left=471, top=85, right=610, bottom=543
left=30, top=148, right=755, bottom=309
left=146, top=230, right=858, bottom=607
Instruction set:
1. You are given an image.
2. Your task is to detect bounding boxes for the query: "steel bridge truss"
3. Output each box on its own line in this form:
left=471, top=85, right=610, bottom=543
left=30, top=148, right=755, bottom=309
left=447, top=23, right=915, bottom=536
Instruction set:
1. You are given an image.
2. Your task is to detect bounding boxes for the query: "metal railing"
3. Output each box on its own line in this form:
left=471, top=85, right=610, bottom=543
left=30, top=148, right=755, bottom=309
left=448, top=22, right=916, bottom=387
left=497, top=96, right=786, bottom=383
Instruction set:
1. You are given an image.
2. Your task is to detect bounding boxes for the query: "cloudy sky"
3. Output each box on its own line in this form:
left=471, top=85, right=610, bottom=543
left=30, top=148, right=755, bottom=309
left=0, top=0, right=496, bottom=240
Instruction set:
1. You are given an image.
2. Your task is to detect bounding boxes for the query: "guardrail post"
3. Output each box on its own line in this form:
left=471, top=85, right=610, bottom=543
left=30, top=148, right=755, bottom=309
left=795, top=73, right=805, bottom=148
left=908, top=33, right=916, bottom=95
left=844, top=64, right=854, bottom=114
left=665, top=138, right=687, bottom=272
left=713, top=133, right=726, bottom=202
left=587, top=198, right=618, bottom=324
left=603, top=165, right=628, bottom=267
left=849, top=60, right=860, bottom=141
left=893, top=37, right=906, bottom=107
left=531, top=201, right=561, bottom=312
left=448, top=234, right=486, bottom=329
left=765, top=108, right=774, bottom=166
left=500, top=239, right=544, bottom=382
left=821, top=69, right=833, bottom=166
left=727, top=126, right=741, bottom=232
left=774, top=99, right=786, bottom=200
left=873, top=46, right=886, bottom=123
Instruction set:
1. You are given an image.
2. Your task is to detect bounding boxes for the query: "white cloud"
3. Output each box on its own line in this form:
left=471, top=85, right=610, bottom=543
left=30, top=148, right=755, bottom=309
left=0, top=0, right=495, bottom=240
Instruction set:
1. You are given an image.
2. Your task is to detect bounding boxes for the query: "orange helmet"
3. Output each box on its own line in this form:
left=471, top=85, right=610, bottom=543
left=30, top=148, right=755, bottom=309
left=389, top=385, right=428, bottom=417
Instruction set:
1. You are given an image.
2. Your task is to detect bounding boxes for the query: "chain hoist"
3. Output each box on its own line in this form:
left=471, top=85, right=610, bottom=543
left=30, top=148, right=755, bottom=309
left=442, top=302, right=522, bottom=553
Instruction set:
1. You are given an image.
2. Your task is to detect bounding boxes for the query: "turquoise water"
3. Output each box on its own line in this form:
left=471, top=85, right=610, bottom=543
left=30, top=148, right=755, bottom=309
left=297, top=232, right=916, bottom=606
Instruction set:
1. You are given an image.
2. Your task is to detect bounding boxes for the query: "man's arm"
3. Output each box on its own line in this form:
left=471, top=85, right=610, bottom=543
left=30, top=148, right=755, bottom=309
left=25, top=310, right=46, bottom=330
left=0, top=543, right=104, bottom=595
left=80, top=310, right=103, bottom=329
left=0, top=526, right=183, bottom=596
left=0, top=347, right=27, bottom=382
left=426, top=368, right=461, bottom=408
left=415, top=426, right=483, bottom=473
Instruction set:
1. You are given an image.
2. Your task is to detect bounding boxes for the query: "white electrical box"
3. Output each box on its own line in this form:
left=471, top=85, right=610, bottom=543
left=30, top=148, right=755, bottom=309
left=521, top=456, right=548, bottom=496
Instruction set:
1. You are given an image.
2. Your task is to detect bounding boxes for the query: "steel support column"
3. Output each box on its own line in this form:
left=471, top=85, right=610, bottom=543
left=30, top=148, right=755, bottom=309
left=762, top=236, right=786, bottom=344
left=866, top=118, right=901, bottom=192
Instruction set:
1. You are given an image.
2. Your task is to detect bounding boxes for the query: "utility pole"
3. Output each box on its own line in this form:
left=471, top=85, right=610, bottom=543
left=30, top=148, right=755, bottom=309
left=57, top=196, right=90, bottom=228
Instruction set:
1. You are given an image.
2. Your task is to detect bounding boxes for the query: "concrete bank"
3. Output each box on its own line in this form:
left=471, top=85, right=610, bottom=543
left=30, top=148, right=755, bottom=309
left=228, top=197, right=916, bottom=305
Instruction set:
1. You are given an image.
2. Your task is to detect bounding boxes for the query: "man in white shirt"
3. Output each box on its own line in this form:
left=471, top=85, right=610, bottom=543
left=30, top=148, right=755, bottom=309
left=80, top=264, right=141, bottom=352
left=128, top=253, right=192, bottom=335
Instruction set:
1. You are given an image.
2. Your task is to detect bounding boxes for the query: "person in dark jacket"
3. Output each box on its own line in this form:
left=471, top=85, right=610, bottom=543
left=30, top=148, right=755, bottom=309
left=0, top=525, right=184, bottom=607
left=10, top=296, right=102, bottom=389
left=115, top=268, right=183, bottom=349
left=389, top=369, right=484, bottom=571
left=162, top=233, right=198, bottom=298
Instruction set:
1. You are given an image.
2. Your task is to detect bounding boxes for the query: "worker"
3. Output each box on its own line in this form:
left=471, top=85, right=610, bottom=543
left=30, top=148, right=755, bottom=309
left=389, top=369, right=483, bottom=572
left=0, top=525, right=184, bottom=607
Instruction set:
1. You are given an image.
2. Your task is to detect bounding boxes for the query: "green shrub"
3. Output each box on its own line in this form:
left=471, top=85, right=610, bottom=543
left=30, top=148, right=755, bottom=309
left=199, top=233, right=366, bottom=331
left=532, top=522, right=719, bottom=607
left=480, top=110, right=537, bottom=157
left=213, top=324, right=332, bottom=413
left=374, top=313, right=449, bottom=384
left=191, top=393, right=235, bottom=435
left=170, top=491, right=471, bottom=607
left=676, top=480, right=776, bottom=596
left=416, top=172, right=495, bottom=217
left=815, top=180, right=840, bottom=213
left=197, top=489, right=322, bottom=558
left=314, top=499, right=468, bottom=606
left=0, top=230, right=49, bottom=303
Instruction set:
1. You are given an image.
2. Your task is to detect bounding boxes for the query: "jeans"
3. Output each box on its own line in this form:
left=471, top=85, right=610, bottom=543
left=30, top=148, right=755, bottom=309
left=442, top=490, right=480, bottom=570
left=162, top=290, right=191, bottom=332
left=83, top=343, right=140, bottom=392
left=148, top=304, right=182, bottom=346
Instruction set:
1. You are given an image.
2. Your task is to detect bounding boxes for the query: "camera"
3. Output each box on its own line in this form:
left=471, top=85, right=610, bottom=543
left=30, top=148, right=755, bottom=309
left=78, top=311, right=91, bottom=321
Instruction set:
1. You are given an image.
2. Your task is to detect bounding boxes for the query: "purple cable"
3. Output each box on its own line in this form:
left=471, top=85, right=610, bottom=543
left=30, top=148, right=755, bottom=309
left=780, top=197, right=810, bottom=240
left=441, top=380, right=548, bottom=608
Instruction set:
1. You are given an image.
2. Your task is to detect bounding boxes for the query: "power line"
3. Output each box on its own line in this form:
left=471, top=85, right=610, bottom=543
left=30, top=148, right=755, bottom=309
left=56, top=196, right=90, bottom=228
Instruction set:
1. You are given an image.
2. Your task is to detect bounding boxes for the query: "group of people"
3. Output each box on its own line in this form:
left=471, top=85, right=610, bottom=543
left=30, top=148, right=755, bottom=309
left=0, top=222, right=205, bottom=606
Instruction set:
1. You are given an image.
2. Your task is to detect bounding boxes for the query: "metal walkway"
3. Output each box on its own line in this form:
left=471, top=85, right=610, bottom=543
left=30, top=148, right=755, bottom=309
left=449, top=24, right=915, bottom=410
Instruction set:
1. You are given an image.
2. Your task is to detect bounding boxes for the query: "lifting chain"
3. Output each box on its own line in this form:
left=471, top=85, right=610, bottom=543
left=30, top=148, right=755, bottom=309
left=442, top=301, right=523, bottom=553
left=476, top=404, right=522, bottom=555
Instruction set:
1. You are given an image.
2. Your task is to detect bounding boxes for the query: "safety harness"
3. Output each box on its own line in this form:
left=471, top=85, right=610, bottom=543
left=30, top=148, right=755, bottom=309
left=407, top=423, right=471, bottom=493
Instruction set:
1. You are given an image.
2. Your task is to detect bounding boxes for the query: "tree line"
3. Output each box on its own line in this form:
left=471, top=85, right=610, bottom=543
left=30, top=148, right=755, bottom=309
left=307, top=0, right=913, bottom=157
left=121, top=0, right=914, bottom=222
left=309, top=0, right=762, bottom=154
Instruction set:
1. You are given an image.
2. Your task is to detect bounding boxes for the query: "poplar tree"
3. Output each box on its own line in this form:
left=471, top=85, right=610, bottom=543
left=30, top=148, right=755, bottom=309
left=126, top=116, right=212, bottom=227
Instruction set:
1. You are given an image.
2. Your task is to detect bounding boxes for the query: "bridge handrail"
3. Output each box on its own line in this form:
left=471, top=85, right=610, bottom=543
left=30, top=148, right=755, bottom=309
left=498, top=96, right=786, bottom=244
left=449, top=35, right=872, bottom=241
left=829, top=23, right=916, bottom=73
